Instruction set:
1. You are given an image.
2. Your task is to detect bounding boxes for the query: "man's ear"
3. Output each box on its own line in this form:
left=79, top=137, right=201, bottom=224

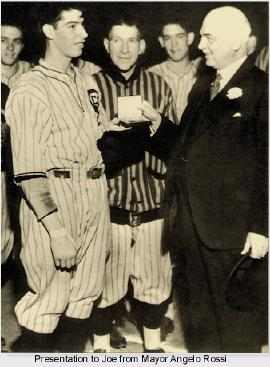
left=139, top=39, right=146, bottom=55
left=104, top=38, right=109, bottom=53
left=187, top=32, right=195, bottom=46
left=158, top=36, right=165, bottom=48
left=247, top=35, right=257, bottom=55
left=42, top=24, right=55, bottom=40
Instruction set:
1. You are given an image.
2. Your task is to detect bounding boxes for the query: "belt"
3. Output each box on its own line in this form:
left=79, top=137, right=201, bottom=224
left=51, top=166, right=104, bottom=180
left=110, top=207, right=162, bottom=227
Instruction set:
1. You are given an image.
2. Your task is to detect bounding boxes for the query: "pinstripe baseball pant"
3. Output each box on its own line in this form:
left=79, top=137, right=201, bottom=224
left=15, top=172, right=111, bottom=334
left=98, top=218, right=172, bottom=308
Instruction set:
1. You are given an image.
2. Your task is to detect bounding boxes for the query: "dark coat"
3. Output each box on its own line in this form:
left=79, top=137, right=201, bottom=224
left=165, top=57, right=268, bottom=251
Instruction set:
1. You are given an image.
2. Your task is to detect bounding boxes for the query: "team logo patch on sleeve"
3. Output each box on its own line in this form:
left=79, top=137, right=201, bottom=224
left=88, top=89, right=100, bottom=113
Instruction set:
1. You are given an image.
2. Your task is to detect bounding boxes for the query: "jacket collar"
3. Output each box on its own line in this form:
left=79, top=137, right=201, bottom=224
left=212, top=55, right=256, bottom=102
left=103, top=60, right=143, bottom=84
left=181, top=55, right=256, bottom=145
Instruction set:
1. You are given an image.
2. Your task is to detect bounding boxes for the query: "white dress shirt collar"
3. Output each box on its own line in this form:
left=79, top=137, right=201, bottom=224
left=217, top=56, right=247, bottom=90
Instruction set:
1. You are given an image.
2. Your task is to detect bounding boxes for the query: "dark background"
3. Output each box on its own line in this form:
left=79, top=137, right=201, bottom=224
left=2, top=1, right=268, bottom=68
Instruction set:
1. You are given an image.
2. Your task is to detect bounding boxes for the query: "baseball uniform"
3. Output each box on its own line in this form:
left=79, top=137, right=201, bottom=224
left=6, top=60, right=111, bottom=333
left=93, top=65, right=175, bottom=309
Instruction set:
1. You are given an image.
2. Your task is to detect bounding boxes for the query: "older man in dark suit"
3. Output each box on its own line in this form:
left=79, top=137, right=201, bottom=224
left=165, top=6, right=268, bottom=352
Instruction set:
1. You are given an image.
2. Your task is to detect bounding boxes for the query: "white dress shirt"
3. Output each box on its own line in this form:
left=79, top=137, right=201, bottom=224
left=217, top=56, right=247, bottom=91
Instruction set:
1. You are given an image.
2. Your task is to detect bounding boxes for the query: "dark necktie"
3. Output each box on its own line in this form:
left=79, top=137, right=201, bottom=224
left=210, top=73, right=222, bottom=100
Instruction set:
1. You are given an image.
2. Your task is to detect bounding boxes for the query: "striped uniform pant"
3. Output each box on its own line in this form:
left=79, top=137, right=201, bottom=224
left=98, top=218, right=172, bottom=308
left=1, top=172, right=14, bottom=264
left=15, top=173, right=111, bottom=333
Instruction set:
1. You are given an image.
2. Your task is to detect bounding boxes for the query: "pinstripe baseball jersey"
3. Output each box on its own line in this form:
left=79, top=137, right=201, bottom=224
left=5, top=60, right=111, bottom=333
left=93, top=65, right=176, bottom=213
left=6, top=60, right=107, bottom=180
left=77, top=59, right=101, bottom=77
left=148, top=58, right=200, bottom=122
left=1, top=60, right=31, bottom=89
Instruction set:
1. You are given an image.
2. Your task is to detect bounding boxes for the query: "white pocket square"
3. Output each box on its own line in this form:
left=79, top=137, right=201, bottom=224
left=232, top=112, right=242, bottom=118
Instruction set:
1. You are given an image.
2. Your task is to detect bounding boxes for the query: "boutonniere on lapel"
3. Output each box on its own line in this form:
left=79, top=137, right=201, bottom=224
left=226, top=87, right=243, bottom=100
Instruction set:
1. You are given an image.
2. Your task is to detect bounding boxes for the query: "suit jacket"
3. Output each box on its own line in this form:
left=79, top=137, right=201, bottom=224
left=165, top=56, right=268, bottom=250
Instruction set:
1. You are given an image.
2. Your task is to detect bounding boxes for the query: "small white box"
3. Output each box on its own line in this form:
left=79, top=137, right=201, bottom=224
left=118, top=95, right=147, bottom=122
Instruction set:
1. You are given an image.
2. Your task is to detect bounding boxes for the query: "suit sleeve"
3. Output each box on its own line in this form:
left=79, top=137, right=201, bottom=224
left=249, top=77, right=268, bottom=236
left=146, top=117, right=181, bottom=161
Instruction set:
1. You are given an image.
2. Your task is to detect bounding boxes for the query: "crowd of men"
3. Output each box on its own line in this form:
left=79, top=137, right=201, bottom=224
left=1, top=2, right=268, bottom=354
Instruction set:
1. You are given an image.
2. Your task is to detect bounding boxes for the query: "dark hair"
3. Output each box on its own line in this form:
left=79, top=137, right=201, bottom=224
left=31, top=2, right=85, bottom=58
left=34, top=2, right=84, bottom=32
left=1, top=10, right=24, bottom=37
left=159, top=10, right=193, bottom=34
left=103, top=10, right=145, bottom=39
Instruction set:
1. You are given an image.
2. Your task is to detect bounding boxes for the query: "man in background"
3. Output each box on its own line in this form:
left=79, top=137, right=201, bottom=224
left=149, top=14, right=200, bottom=122
left=149, top=13, right=201, bottom=337
left=1, top=15, right=31, bottom=352
left=91, top=14, right=178, bottom=353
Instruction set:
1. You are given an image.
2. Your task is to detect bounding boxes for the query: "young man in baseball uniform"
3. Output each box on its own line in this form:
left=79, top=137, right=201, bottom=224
left=5, top=3, right=128, bottom=352
left=91, top=14, right=180, bottom=353
left=149, top=12, right=200, bottom=122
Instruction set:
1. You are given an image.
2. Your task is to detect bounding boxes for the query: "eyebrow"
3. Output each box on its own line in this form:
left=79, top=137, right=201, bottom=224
left=163, top=32, right=186, bottom=37
left=64, top=18, right=84, bottom=25
left=200, top=32, right=213, bottom=37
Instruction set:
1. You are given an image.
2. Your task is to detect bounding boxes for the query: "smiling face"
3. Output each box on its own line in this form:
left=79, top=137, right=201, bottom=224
left=198, top=8, right=251, bottom=70
left=44, top=9, right=88, bottom=60
left=1, top=25, right=24, bottom=66
left=198, top=18, right=236, bottom=70
left=159, top=23, right=194, bottom=62
left=104, top=24, right=145, bottom=73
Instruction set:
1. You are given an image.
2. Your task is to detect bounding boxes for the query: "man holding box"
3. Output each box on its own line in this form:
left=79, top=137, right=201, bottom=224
left=91, top=14, right=177, bottom=352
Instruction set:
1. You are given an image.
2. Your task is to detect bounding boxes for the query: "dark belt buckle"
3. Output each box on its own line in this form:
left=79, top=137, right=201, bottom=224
left=88, top=167, right=102, bottom=179
left=54, top=170, right=70, bottom=178
left=129, top=212, right=141, bottom=227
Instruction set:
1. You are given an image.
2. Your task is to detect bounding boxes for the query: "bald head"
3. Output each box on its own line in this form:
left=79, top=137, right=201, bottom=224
left=199, top=6, right=252, bottom=70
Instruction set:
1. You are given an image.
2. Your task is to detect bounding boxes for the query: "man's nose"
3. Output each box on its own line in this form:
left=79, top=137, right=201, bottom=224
left=171, top=37, right=178, bottom=49
left=198, top=37, right=206, bottom=51
left=7, top=41, right=15, bottom=51
left=79, top=25, right=88, bottom=39
left=120, top=41, right=129, bottom=53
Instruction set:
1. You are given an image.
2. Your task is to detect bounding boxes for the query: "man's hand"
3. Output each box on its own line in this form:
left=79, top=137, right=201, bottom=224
left=241, top=232, right=269, bottom=259
left=106, top=117, right=132, bottom=131
left=139, top=101, right=162, bottom=134
left=50, top=228, right=77, bottom=269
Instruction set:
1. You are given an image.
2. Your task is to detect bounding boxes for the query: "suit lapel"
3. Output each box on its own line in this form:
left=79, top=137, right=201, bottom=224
left=186, top=57, right=254, bottom=143
left=180, top=68, right=214, bottom=144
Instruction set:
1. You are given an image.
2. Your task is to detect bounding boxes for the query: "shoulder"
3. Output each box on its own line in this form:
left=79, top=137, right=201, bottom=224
left=147, top=62, right=165, bottom=76
left=77, top=59, right=101, bottom=76
left=18, top=60, right=32, bottom=73
left=239, top=64, right=268, bottom=98
left=8, top=67, right=51, bottom=107
left=92, top=69, right=111, bottom=84
left=13, top=67, right=48, bottom=91
left=143, top=68, right=171, bottom=88
left=249, top=65, right=267, bottom=84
